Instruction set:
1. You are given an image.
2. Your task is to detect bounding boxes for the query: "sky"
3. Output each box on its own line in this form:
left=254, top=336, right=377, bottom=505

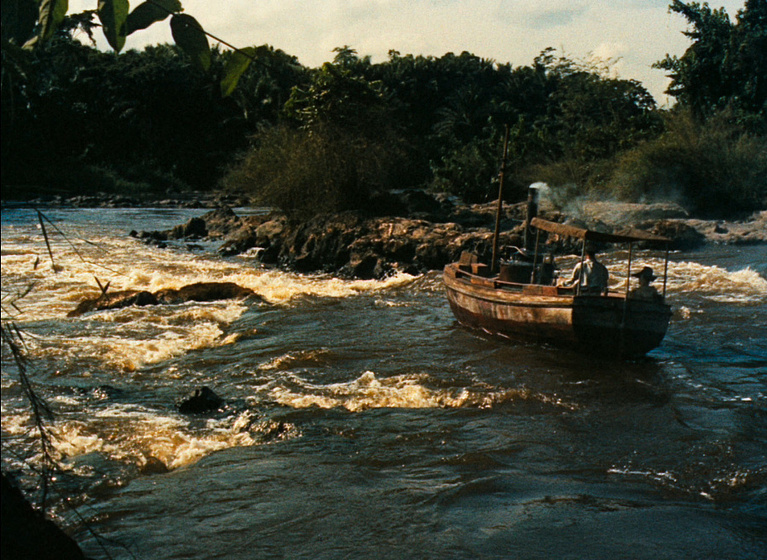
left=69, top=0, right=747, bottom=104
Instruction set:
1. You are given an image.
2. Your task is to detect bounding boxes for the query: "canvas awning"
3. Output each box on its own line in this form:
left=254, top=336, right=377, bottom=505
left=530, top=217, right=670, bottom=244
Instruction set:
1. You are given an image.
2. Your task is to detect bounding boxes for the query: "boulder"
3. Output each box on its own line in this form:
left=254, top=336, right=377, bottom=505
left=198, top=206, right=243, bottom=237
left=68, top=282, right=259, bottom=316
left=139, top=456, right=169, bottom=475
left=67, top=290, right=157, bottom=317
left=648, top=220, right=707, bottom=251
left=177, top=387, right=224, bottom=414
left=154, top=282, right=257, bottom=304
left=170, top=216, right=207, bottom=239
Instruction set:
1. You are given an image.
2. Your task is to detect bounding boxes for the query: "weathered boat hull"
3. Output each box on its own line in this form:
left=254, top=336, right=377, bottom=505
left=443, top=263, right=671, bottom=358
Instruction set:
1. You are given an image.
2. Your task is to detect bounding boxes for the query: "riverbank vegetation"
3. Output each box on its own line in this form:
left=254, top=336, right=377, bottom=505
left=2, top=1, right=765, bottom=219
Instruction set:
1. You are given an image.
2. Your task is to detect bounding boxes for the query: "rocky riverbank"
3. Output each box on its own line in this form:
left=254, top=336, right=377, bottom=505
left=1, top=190, right=251, bottom=210
left=131, top=191, right=767, bottom=280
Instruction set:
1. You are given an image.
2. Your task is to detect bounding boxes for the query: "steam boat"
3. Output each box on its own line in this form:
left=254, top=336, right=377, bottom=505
left=443, top=133, right=672, bottom=358
left=443, top=215, right=673, bottom=358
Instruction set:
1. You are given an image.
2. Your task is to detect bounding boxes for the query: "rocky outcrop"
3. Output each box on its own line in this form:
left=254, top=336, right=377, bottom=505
left=130, top=191, right=766, bottom=280
left=645, top=220, right=708, bottom=251
left=68, top=282, right=259, bottom=317
left=669, top=211, right=767, bottom=246
left=216, top=211, right=526, bottom=279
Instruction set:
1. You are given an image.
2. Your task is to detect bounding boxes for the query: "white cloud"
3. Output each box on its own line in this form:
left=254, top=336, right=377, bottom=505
left=68, top=0, right=747, bottom=102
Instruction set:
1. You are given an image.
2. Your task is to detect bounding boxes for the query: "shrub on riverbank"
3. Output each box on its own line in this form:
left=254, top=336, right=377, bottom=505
left=221, top=123, right=405, bottom=220
left=608, top=110, right=767, bottom=218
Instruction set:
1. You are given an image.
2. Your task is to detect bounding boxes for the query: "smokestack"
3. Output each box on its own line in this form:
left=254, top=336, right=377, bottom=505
left=524, top=185, right=539, bottom=251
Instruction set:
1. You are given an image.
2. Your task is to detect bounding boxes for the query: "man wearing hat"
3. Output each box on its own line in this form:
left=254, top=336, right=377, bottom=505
left=630, top=266, right=662, bottom=301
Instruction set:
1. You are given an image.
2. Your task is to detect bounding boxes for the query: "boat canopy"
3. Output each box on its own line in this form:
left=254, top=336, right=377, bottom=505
left=530, top=217, right=670, bottom=244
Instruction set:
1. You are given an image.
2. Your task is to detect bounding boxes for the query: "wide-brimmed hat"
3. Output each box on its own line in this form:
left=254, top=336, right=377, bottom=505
left=632, top=266, right=657, bottom=281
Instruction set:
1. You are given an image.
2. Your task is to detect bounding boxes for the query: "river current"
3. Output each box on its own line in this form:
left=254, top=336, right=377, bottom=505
left=1, top=207, right=766, bottom=559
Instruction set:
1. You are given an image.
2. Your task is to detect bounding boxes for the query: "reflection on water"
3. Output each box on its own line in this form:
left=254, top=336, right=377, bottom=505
left=2, top=208, right=766, bottom=560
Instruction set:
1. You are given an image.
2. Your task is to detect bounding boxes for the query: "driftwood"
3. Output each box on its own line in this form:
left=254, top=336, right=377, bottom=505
left=68, top=282, right=259, bottom=317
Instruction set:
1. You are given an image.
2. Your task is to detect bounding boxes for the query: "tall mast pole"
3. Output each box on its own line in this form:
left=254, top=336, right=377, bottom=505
left=491, top=125, right=510, bottom=273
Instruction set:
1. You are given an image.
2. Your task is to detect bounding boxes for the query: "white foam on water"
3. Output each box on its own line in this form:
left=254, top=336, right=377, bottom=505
left=601, top=255, right=767, bottom=304
left=44, top=407, right=266, bottom=471
left=668, top=261, right=767, bottom=302
left=29, top=319, right=227, bottom=371
left=2, top=228, right=418, bottom=322
left=233, top=269, right=418, bottom=304
left=265, top=371, right=574, bottom=412
left=3, top=226, right=422, bottom=374
left=0, top=408, right=33, bottom=436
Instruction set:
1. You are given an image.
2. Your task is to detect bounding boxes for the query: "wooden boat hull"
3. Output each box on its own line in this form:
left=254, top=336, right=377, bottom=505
left=443, top=263, right=671, bottom=358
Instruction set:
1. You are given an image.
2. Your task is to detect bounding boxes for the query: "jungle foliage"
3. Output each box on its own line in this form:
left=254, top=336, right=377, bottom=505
left=2, top=1, right=765, bottom=218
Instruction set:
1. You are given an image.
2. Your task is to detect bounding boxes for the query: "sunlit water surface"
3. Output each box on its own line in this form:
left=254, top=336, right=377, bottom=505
left=2, top=207, right=766, bottom=559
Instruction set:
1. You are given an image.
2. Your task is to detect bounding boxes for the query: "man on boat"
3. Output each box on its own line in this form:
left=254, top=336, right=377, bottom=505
left=560, top=248, right=609, bottom=294
left=629, top=266, right=662, bottom=301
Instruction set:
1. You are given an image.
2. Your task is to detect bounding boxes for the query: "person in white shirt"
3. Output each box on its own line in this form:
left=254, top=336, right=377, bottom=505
left=560, top=248, right=609, bottom=294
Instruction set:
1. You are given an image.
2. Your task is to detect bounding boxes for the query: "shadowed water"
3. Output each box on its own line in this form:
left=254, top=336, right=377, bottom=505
left=2, top=208, right=766, bottom=559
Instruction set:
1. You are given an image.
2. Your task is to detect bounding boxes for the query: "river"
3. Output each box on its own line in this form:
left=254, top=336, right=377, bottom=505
left=2, top=207, right=766, bottom=559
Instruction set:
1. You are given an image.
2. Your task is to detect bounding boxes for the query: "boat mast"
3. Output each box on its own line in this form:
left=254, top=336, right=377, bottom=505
left=491, top=125, right=510, bottom=274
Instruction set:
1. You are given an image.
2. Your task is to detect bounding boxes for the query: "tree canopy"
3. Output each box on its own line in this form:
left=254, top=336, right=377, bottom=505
left=655, top=0, right=766, bottom=131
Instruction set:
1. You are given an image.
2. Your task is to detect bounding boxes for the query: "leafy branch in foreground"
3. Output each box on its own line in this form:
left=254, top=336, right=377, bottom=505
left=2, top=0, right=257, bottom=97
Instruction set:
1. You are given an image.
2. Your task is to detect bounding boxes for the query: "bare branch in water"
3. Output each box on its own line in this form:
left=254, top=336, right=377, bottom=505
left=37, top=210, right=57, bottom=273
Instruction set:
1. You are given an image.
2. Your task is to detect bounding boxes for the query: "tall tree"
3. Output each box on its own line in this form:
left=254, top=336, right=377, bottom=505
left=655, top=0, right=766, bottom=129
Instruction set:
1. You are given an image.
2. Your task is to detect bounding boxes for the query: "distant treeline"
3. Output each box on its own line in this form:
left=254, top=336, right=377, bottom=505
left=2, top=0, right=765, bottom=218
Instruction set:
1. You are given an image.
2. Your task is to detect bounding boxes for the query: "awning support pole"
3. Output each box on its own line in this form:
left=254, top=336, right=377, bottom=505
left=662, top=243, right=669, bottom=298
left=530, top=228, right=541, bottom=283
left=576, top=240, right=586, bottom=296
left=491, top=125, right=510, bottom=274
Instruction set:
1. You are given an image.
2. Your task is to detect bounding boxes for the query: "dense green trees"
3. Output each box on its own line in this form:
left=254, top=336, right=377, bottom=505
left=2, top=2, right=764, bottom=218
left=2, top=32, right=308, bottom=194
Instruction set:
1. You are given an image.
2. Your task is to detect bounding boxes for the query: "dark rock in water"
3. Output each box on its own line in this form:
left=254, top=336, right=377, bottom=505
left=1, top=473, right=90, bottom=560
left=199, top=206, right=243, bottom=237
left=170, top=216, right=207, bottom=239
left=138, top=229, right=169, bottom=242
left=68, top=282, right=259, bottom=316
left=177, top=386, right=224, bottom=414
left=140, top=456, right=169, bottom=475
left=67, top=290, right=157, bottom=317
left=135, top=206, right=243, bottom=245
left=154, top=282, right=258, bottom=305
left=650, top=220, right=707, bottom=251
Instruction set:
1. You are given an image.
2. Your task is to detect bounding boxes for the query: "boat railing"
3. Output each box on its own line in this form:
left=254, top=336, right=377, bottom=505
left=450, top=263, right=637, bottom=301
